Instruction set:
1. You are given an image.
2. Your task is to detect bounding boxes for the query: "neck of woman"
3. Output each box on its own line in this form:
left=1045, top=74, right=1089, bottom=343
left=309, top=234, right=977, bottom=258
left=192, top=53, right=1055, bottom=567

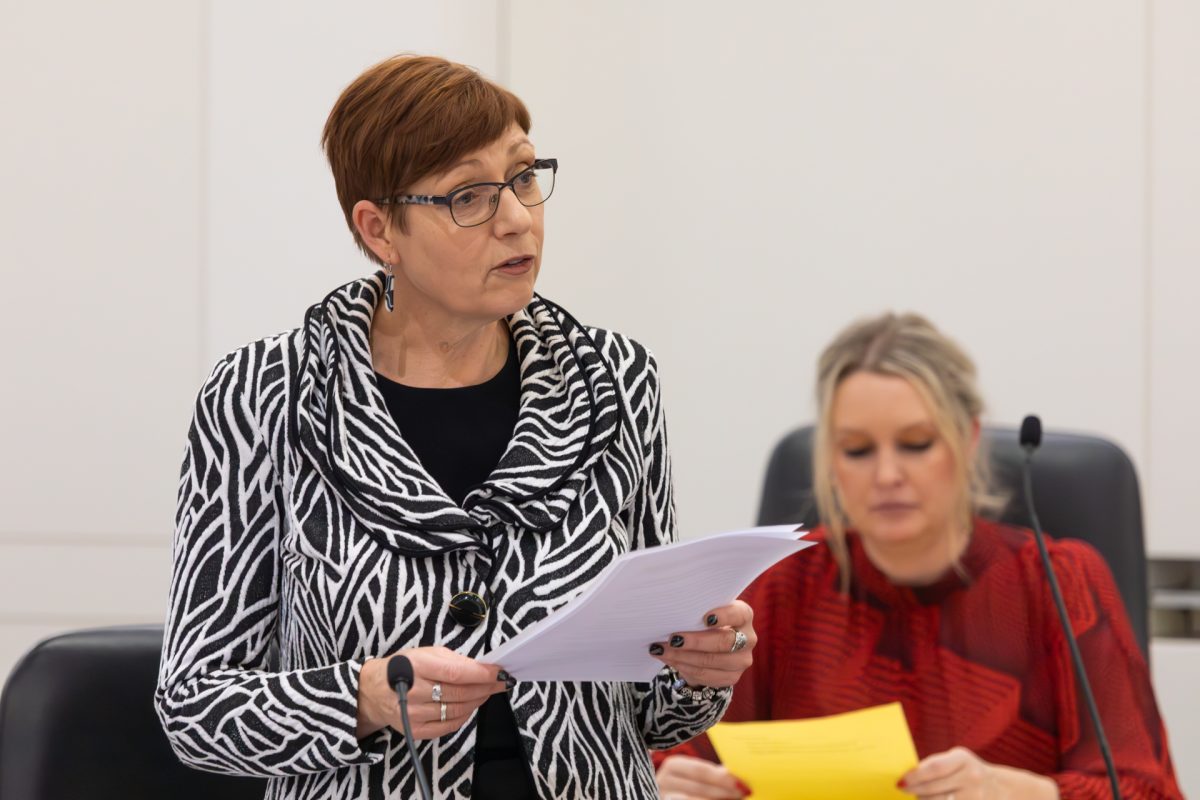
left=859, top=523, right=971, bottom=587
left=370, top=295, right=509, bottom=389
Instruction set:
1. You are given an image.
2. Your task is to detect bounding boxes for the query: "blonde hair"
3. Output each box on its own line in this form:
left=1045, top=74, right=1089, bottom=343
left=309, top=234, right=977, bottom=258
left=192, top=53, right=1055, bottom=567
left=813, top=312, right=1006, bottom=590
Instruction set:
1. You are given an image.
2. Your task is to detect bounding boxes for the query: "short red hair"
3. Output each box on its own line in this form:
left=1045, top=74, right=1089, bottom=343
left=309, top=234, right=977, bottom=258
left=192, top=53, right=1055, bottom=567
left=321, top=55, right=532, bottom=265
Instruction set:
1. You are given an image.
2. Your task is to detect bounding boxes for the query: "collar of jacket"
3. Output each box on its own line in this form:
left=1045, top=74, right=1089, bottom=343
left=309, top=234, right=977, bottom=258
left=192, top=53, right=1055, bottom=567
left=288, top=272, right=626, bottom=557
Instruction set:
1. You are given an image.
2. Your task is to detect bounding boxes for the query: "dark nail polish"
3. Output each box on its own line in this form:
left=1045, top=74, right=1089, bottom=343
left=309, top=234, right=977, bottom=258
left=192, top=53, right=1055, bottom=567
left=497, top=670, right=511, bottom=683
left=505, top=677, right=517, bottom=690
left=649, top=643, right=664, bottom=656
left=896, top=777, right=907, bottom=789
left=735, top=778, right=753, bottom=796
left=670, top=634, right=685, bottom=648
left=706, top=614, right=719, bottom=626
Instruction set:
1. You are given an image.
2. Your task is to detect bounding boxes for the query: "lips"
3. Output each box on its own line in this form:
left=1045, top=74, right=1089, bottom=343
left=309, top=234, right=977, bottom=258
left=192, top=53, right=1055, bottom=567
left=870, top=502, right=918, bottom=513
left=493, top=255, right=535, bottom=271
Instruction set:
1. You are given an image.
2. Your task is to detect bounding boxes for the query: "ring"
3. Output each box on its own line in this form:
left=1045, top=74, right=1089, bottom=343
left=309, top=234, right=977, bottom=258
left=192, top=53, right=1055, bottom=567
left=431, top=682, right=443, bottom=703
left=439, top=702, right=447, bottom=723
left=730, top=630, right=748, bottom=653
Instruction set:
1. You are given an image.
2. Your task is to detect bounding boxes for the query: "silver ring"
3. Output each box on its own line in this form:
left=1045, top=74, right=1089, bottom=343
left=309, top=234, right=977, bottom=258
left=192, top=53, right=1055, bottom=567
left=730, top=629, right=748, bottom=653
left=439, top=702, right=447, bottom=722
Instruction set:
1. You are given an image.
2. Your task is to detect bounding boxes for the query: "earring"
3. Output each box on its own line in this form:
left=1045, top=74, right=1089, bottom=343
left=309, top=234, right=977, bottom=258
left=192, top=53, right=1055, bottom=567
left=383, top=264, right=395, bottom=312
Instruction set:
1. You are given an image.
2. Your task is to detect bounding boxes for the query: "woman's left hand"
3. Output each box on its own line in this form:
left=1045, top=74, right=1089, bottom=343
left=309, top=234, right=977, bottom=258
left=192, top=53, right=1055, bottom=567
left=649, top=600, right=756, bottom=689
left=898, top=746, right=1060, bottom=799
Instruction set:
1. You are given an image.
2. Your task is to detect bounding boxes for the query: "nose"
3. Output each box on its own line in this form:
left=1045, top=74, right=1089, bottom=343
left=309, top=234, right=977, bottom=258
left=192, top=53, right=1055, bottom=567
left=874, top=446, right=904, bottom=487
left=491, top=185, right=533, bottom=237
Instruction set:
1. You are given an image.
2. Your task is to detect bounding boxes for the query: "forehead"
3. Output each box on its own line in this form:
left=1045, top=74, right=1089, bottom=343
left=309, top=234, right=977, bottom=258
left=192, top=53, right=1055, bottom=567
left=439, top=124, right=533, bottom=173
left=832, top=372, right=934, bottom=429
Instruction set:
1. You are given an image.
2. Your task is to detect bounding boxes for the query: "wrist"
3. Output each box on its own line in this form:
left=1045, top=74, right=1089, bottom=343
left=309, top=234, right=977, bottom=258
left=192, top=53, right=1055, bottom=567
left=355, top=658, right=388, bottom=739
left=666, top=667, right=731, bottom=703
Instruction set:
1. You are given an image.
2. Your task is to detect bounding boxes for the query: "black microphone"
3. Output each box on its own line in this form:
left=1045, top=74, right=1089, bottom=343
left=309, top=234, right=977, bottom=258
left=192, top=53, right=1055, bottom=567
left=1019, top=415, right=1121, bottom=799
left=387, top=655, right=434, bottom=800
left=1019, top=414, right=1042, bottom=451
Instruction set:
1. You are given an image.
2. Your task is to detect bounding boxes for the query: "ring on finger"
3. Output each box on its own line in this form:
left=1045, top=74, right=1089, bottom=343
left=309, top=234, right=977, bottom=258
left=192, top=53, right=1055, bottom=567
left=431, top=682, right=443, bottom=703
left=440, top=702, right=447, bottom=723
left=730, top=629, right=748, bottom=653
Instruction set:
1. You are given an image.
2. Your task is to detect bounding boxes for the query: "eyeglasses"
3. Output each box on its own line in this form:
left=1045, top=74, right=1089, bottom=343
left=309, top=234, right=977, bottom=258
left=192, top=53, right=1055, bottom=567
left=375, top=158, right=558, bottom=228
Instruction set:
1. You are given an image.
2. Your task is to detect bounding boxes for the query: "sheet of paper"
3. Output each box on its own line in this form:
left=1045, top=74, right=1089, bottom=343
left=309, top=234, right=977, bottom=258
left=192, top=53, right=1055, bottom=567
left=481, top=525, right=810, bottom=682
left=708, top=703, right=920, bottom=800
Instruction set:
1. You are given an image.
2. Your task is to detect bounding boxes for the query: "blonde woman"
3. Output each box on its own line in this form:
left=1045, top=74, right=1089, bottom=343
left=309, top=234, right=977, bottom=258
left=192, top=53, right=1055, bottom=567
left=655, top=312, right=1181, bottom=800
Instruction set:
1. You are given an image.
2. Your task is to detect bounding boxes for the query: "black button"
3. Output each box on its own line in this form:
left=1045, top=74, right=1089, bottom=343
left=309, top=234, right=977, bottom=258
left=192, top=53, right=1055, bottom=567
left=449, top=591, right=489, bottom=628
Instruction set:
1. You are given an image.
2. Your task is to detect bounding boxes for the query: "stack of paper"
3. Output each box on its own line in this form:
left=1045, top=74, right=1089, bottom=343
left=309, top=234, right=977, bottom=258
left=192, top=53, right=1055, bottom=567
left=483, top=526, right=810, bottom=682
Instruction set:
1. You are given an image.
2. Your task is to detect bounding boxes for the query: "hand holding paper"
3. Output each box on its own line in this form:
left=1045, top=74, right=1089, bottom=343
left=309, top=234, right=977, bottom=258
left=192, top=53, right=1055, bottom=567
left=482, top=526, right=810, bottom=682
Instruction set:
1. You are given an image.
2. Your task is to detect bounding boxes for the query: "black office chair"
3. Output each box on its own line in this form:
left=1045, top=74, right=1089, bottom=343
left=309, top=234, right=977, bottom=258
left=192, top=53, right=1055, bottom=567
left=756, top=426, right=1150, bottom=658
left=0, top=625, right=268, bottom=800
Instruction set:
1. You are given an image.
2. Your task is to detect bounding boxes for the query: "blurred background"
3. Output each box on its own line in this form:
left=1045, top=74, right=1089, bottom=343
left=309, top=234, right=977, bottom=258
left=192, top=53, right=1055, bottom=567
left=1, top=0, right=1197, bottom=791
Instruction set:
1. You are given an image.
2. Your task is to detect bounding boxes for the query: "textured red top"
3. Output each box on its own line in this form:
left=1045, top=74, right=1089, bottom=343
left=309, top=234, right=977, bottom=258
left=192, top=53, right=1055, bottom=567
left=657, top=519, right=1182, bottom=799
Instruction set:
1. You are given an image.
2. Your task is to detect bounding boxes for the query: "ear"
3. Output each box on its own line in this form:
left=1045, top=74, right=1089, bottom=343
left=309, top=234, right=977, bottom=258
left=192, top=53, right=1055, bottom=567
left=352, top=200, right=399, bottom=266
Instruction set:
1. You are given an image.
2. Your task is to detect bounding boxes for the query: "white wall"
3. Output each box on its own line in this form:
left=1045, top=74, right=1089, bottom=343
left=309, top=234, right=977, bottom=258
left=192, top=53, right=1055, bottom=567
left=2, top=0, right=1196, bottom=790
left=0, top=0, right=204, bottom=674
left=1149, top=0, right=1200, bottom=560
left=509, top=0, right=1151, bottom=543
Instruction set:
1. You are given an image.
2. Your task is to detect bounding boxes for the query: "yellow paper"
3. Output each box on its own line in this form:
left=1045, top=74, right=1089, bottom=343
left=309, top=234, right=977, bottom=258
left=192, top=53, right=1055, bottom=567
left=707, top=702, right=919, bottom=800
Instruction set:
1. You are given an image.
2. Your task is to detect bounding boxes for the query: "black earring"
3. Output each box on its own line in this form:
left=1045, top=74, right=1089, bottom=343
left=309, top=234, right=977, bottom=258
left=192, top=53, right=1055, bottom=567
left=383, top=265, right=395, bottom=312
left=448, top=591, right=488, bottom=628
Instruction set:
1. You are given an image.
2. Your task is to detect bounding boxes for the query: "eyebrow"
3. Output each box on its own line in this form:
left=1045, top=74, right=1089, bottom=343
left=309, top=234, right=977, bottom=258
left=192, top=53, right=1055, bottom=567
left=834, top=422, right=935, bottom=436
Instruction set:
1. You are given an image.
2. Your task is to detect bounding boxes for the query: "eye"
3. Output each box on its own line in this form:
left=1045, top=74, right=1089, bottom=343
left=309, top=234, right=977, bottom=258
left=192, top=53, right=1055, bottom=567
left=451, top=189, right=481, bottom=209
left=842, top=445, right=874, bottom=459
left=899, top=440, right=934, bottom=453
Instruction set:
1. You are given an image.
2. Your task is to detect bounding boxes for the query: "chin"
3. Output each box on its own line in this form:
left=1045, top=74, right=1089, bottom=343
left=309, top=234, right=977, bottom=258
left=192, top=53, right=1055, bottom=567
left=859, top=512, right=926, bottom=546
left=486, top=282, right=536, bottom=319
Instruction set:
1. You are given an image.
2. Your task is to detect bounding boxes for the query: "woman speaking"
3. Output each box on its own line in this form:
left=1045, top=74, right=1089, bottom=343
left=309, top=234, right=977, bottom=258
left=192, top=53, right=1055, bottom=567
left=156, top=55, right=755, bottom=799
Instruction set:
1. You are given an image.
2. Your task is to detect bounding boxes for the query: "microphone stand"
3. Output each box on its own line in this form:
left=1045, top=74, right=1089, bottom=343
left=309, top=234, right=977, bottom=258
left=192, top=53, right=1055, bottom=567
left=1021, top=416, right=1121, bottom=799
left=388, top=656, right=435, bottom=800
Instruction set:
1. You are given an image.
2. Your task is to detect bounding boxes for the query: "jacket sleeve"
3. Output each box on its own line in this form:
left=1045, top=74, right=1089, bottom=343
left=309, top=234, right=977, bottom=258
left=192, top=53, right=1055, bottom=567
left=1043, top=541, right=1183, bottom=799
left=619, top=349, right=732, bottom=749
left=154, top=345, right=384, bottom=778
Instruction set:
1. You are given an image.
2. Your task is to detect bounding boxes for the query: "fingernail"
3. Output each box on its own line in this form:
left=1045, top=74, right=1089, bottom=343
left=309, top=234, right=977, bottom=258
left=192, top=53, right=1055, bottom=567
left=670, top=634, right=685, bottom=648
left=649, top=643, right=665, bottom=656
left=497, top=670, right=511, bottom=683
left=505, top=677, right=517, bottom=690
left=706, top=614, right=719, bottom=626
left=735, top=778, right=752, bottom=795
left=896, top=777, right=907, bottom=789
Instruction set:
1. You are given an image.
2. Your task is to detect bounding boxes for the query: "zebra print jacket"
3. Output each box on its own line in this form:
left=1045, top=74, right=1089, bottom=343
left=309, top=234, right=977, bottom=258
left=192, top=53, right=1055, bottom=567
left=155, top=273, right=729, bottom=799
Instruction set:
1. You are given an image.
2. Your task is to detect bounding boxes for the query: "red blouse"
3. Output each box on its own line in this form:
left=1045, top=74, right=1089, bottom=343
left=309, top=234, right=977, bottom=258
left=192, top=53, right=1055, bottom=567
left=658, top=519, right=1182, bottom=799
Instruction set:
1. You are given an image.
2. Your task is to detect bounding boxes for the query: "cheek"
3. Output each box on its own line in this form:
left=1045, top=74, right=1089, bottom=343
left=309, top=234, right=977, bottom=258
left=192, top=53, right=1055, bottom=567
left=910, top=448, right=960, bottom=511
left=832, top=458, right=871, bottom=510
left=531, top=211, right=545, bottom=253
left=413, top=231, right=487, bottom=285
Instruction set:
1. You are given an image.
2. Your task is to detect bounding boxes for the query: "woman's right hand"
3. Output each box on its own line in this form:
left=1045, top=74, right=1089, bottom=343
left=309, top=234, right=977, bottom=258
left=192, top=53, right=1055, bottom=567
left=356, top=646, right=509, bottom=740
left=656, top=754, right=750, bottom=799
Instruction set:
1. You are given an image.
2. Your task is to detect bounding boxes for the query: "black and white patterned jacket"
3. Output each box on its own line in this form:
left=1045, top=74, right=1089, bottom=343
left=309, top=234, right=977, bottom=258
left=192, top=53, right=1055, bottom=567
left=155, top=274, right=728, bottom=799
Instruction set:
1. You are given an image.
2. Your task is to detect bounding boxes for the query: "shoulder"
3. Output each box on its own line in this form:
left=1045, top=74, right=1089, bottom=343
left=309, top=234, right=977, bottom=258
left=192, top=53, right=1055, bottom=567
left=974, top=518, right=1126, bottom=637
left=195, top=329, right=298, bottom=412
left=977, top=518, right=1116, bottom=583
left=586, top=326, right=658, bottom=379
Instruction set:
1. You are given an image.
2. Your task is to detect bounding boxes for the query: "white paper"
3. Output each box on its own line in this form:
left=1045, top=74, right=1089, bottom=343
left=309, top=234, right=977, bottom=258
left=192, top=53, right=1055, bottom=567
left=481, top=525, right=812, bottom=682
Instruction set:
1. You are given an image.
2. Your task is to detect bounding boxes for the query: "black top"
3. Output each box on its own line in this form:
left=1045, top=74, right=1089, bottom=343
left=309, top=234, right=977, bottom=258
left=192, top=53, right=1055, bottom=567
left=375, top=334, right=537, bottom=799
